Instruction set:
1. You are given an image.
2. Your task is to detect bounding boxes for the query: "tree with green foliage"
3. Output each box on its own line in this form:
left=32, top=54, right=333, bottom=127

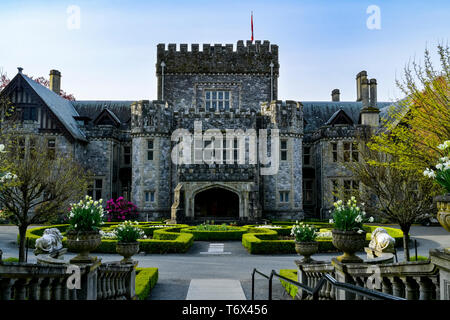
left=0, top=139, right=89, bottom=262
left=368, top=44, right=450, bottom=177
left=344, top=140, right=436, bottom=261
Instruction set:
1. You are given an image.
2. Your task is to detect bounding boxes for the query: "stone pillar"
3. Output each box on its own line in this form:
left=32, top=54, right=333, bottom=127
left=331, top=258, right=356, bottom=300
left=74, top=261, right=101, bottom=300
left=125, top=265, right=137, bottom=299
left=430, top=248, right=450, bottom=300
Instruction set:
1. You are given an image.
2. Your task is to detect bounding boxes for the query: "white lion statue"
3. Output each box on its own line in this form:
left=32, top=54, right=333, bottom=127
left=35, top=228, right=63, bottom=253
left=369, top=228, right=395, bottom=253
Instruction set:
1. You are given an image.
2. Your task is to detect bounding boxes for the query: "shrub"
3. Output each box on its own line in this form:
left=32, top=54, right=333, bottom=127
left=23, top=224, right=194, bottom=254
left=1, top=257, right=19, bottom=263
left=279, top=269, right=298, bottom=299
left=409, top=255, right=430, bottom=262
left=105, top=197, right=139, bottom=222
left=135, top=267, right=158, bottom=300
left=180, top=226, right=248, bottom=241
left=242, top=224, right=403, bottom=254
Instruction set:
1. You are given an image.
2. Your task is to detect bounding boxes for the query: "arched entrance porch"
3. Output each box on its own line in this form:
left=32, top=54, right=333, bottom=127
left=194, top=187, right=239, bottom=218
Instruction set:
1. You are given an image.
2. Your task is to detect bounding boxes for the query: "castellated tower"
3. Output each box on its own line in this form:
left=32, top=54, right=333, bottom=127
left=156, top=40, right=279, bottom=111
left=130, top=41, right=303, bottom=222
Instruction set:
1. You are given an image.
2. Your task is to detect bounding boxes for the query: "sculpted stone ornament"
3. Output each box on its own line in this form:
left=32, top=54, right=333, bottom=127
left=367, top=227, right=395, bottom=258
left=35, top=228, right=67, bottom=264
left=35, top=228, right=64, bottom=254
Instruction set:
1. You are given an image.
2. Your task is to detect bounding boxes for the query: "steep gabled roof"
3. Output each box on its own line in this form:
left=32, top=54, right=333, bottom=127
left=19, top=74, right=87, bottom=142
left=302, top=101, right=394, bottom=132
left=72, top=100, right=133, bottom=124
left=93, top=108, right=121, bottom=127
left=325, top=108, right=354, bottom=126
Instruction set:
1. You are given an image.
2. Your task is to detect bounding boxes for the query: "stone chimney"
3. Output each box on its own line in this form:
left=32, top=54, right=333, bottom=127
left=331, top=89, right=340, bottom=102
left=361, top=78, right=370, bottom=109
left=369, top=78, right=377, bottom=107
left=360, top=76, right=380, bottom=128
left=356, top=70, right=367, bottom=101
left=49, top=70, right=61, bottom=95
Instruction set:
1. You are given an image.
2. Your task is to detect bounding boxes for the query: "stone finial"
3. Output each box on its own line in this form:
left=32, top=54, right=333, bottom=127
left=17, top=67, right=23, bottom=74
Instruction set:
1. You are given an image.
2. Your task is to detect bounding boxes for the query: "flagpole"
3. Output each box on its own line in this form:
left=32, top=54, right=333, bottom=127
left=251, top=11, right=254, bottom=43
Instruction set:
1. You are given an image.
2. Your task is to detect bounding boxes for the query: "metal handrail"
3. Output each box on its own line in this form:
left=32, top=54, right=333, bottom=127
left=251, top=268, right=405, bottom=301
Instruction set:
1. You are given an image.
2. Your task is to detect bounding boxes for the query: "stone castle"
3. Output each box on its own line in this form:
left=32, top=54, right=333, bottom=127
left=0, top=40, right=394, bottom=221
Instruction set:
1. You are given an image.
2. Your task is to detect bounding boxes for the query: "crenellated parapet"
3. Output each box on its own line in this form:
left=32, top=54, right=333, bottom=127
left=156, top=40, right=279, bottom=75
left=131, top=100, right=173, bottom=135
left=173, top=107, right=260, bottom=131
left=260, top=100, right=303, bottom=135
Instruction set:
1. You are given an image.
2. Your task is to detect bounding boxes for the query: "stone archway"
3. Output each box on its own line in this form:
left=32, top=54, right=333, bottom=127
left=194, top=187, right=239, bottom=218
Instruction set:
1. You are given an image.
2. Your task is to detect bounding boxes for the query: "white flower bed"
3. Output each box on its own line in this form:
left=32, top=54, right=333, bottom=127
left=254, top=225, right=283, bottom=229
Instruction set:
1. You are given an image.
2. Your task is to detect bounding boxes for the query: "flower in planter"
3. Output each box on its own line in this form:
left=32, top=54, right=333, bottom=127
left=115, top=220, right=146, bottom=243
left=67, top=196, right=104, bottom=232
left=423, top=140, right=450, bottom=193
left=330, top=196, right=374, bottom=233
left=290, top=222, right=318, bottom=242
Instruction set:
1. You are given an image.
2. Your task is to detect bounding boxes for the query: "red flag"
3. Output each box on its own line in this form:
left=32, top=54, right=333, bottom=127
left=251, top=12, right=254, bottom=42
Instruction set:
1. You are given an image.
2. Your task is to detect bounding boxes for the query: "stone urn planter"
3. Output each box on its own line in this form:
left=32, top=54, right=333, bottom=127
left=66, top=230, right=102, bottom=264
left=435, top=194, right=450, bottom=232
left=295, top=241, right=319, bottom=263
left=331, top=229, right=366, bottom=263
left=116, top=242, right=140, bottom=264
left=435, top=194, right=450, bottom=254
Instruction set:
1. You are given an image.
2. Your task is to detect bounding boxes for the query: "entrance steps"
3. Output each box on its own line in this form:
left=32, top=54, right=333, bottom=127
left=186, top=279, right=246, bottom=300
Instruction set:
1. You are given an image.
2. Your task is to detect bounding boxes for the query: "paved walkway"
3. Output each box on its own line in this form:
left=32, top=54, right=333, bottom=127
left=186, top=279, right=246, bottom=300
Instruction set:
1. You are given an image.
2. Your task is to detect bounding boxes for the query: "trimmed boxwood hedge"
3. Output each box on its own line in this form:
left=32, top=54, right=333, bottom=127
left=180, top=226, right=248, bottom=241
left=279, top=269, right=298, bottom=299
left=135, top=267, right=158, bottom=300
left=22, top=223, right=194, bottom=254
left=242, top=225, right=404, bottom=254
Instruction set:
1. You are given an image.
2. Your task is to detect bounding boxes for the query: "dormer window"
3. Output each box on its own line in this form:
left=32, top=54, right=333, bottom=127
left=205, top=90, right=230, bottom=112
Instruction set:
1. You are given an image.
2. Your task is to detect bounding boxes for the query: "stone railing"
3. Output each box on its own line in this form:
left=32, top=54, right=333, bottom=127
left=332, top=258, right=439, bottom=300
left=295, top=249, right=450, bottom=300
left=0, top=260, right=136, bottom=300
left=296, top=262, right=335, bottom=300
left=97, top=262, right=136, bottom=300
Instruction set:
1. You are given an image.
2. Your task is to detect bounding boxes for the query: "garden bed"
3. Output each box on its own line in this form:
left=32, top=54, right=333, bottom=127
left=180, top=225, right=248, bottom=241
left=23, top=223, right=194, bottom=254
left=241, top=225, right=404, bottom=254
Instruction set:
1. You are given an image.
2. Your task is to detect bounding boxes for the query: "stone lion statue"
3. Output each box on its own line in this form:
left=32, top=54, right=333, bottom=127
left=369, top=228, right=395, bottom=253
left=35, top=228, right=63, bottom=254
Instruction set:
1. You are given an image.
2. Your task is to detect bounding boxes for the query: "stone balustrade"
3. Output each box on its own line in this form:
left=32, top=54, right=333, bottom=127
left=0, top=261, right=78, bottom=300
left=0, top=260, right=136, bottom=300
left=295, top=262, right=335, bottom=300
left=332, top=258, right=439, bottom=300
left=97, top=262, right=136, bottom=300
left=295, top=255, right=447, bottom=300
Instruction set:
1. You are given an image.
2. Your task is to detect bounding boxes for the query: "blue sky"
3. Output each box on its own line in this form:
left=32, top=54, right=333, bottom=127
left=0, top=0, right=449, bottom=102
